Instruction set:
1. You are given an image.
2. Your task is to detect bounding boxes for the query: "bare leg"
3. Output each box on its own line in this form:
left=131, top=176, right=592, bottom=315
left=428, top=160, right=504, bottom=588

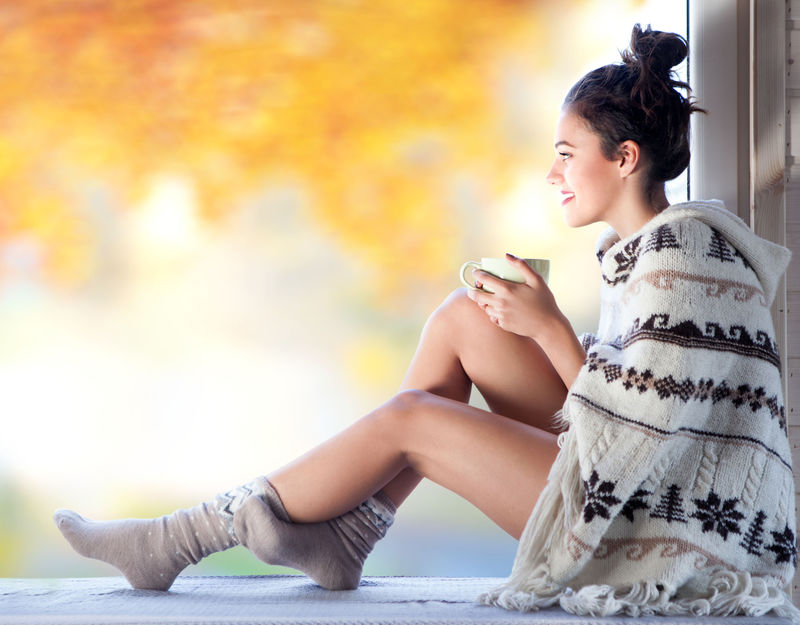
left=54, top=289, right=565, bottom=589
left=380, top=288, right=568, bottom=507
left=238, top=289, right=565, bottom=586
left=269, top=389, right=559, bottom=539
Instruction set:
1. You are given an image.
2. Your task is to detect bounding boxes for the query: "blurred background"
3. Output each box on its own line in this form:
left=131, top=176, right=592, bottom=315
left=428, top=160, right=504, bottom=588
left=0, top=0, right=686, bottom=578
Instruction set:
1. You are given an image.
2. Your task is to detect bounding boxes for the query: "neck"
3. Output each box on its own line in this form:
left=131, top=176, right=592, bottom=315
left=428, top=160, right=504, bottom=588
left=649, top=186, right=670, bottom=213
left=611, top=186, right=669, bottom=240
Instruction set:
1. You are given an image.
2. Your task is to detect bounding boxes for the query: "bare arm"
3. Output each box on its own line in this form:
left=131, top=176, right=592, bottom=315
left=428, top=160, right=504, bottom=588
left=534, top=312, right=585, bottom=389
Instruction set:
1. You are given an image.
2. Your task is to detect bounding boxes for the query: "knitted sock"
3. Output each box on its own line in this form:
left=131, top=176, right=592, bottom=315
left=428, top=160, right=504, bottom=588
left=53, top=478, right=267, bottom=591
left=234, top=479, right=396, bottom=590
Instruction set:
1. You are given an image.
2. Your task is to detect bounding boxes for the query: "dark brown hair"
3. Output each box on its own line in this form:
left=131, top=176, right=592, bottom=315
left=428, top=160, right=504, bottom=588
left=563, top=24, right=705, bottom=199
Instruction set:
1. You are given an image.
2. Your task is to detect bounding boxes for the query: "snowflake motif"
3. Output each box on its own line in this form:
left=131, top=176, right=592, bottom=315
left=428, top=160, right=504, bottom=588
left=620, top=488, right=651, bottom=522
left=766, top=525, right=798, bottom=567
left=690, top=490, right=744, bottom=540
left=582, top=470, right=622, bottom=523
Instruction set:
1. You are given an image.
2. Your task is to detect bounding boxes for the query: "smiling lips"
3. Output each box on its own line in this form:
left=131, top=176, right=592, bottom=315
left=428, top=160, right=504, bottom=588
left=561, top=191, right=575, bottom=205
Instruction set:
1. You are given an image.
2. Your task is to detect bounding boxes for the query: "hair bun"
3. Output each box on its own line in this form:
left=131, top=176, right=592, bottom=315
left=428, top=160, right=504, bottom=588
left=626, top=23, right=687, bottom=78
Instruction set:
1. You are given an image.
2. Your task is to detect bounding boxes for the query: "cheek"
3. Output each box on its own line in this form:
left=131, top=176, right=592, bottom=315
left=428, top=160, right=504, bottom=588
left=570, top=163, right=614, bottom=199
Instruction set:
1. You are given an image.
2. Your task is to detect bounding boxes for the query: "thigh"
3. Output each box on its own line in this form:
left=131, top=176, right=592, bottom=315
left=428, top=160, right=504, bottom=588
left=403, top=288, right=568, bottom=434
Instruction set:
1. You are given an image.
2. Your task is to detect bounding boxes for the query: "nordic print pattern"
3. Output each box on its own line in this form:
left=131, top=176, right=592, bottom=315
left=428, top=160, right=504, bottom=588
left=706, top=226, right=755, bottom=273
left=575, top=210, right=795, bottom=582
left=621, top=270, right=767, bottom=307
left=606, top=314, right=780, bottom=367
left=216, top=478, right=267, bottom=538
left=584, top=353, right=787, bottom=431
left=602, top=235, right=643, bottom=285
left=578, top=471, right=795, bottom=567
left=599, top=223, right=757, bottom=285
left=571, top=391, right=792, bottom=473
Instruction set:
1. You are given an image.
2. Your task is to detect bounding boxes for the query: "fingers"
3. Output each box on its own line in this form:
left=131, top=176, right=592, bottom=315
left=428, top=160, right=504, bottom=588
left=471, top=269, right=505, bottom=293
left=465, top=283, right=496, bottom=318
left=505, top=253, right=543, bottom=285
left=466, top=282, right=490, bottom=306
left=465, top=283, right=505, bottom=329
left=466, top=268, right=516, bottom=310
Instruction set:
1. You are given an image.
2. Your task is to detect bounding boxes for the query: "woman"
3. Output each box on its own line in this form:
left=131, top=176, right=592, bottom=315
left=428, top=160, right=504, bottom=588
left=55, top=25, right=798, bottom=619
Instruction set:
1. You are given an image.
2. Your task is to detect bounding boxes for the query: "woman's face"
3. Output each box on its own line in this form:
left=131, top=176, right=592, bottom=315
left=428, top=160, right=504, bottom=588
left=545, top=110, right=624, bottom=229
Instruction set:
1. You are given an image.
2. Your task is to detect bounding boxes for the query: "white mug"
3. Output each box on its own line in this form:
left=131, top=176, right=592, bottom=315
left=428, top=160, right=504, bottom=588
left=459, top=257, right=549, bottom=293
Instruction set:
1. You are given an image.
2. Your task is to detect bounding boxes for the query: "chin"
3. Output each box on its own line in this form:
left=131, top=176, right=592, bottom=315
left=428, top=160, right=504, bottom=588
left=563, top=211, right=589, bottom=229
left=564, top=206, right=603, bottom=230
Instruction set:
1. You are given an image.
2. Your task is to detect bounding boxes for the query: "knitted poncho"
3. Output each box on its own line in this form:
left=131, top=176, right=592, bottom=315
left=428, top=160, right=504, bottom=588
left=480, top=200, right=798, bottom=620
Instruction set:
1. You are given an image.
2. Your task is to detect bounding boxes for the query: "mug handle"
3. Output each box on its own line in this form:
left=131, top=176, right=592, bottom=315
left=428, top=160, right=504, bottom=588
left=459, top=261, right=482, bottom=290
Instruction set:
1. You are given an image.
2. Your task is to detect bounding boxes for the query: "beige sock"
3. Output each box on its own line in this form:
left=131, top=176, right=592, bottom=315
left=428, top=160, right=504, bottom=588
left=234, top=479, right=396, bottom=590
left=53, top=478, right=266, bottom=591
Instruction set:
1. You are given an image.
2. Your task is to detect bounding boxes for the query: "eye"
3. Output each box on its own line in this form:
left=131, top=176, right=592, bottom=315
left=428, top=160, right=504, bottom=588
left=558, top=151, right=572, bottom=162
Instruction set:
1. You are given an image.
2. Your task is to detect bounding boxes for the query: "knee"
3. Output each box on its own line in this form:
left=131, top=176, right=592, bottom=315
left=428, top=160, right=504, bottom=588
left=426, top=288, right=482, bottom=333
left=387, top=389, right=434, bottom=418
left=373, top=389, right=434, bottom=432
left=374, top=389, right=435, bottom=451
left=440, top=287, right=477, bottom=317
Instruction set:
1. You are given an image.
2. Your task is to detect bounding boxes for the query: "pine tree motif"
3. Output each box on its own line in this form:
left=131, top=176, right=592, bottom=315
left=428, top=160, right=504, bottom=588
left=620, top=488, right=651, bottom=522
left=707, top=227, right=736, bottom=263
left=643, top=224, right=680, bottom=254
left=690, top=490, right=744, bottom=540
left=739, top=510, right=767, bottom=555
left=766, top=524, right=798, bottom=566
left=582, top=470, right=622, bottom=523
left=650, top=484, right=688, bottom=523
left=732, top=246, right=753, bottom=271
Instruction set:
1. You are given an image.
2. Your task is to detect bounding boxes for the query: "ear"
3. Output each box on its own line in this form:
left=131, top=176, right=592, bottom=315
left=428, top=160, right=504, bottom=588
left=617, top=140, right=641, bottom=178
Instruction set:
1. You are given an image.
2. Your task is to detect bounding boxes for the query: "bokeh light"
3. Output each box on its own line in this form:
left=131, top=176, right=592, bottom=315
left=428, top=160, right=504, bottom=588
left=0, top=0, right=686, bottom=578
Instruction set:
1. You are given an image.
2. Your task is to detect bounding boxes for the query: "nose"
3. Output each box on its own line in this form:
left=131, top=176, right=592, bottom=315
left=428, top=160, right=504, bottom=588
left=545, top=158, right=562, bottom=186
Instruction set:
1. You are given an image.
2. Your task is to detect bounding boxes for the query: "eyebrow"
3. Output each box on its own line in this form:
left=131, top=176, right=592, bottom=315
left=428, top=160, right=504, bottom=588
left=554, top=140, right=576, bottom=149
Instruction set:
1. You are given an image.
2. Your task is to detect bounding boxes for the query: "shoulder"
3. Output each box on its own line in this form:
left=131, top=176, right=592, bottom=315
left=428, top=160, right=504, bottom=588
left=644, top=211, right=758, bottom=281
left=651, top=216, right=745, bottom=264
left=598, top=210, right=755, bottom=287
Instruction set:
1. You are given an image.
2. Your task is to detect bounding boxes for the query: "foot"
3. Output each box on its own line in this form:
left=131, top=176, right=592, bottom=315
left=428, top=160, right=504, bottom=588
left=234, top=496, right=366, bottom=590
left=54, top=509, right=190, bottom=591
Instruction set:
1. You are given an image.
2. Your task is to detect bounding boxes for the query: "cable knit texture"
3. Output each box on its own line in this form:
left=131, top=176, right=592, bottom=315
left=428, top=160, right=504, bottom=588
left=479, top=200, right=798, bottom=620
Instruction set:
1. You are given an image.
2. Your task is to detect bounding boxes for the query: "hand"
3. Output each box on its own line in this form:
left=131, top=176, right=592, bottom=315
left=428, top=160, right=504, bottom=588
left=466, top=253, right=564, bottom=340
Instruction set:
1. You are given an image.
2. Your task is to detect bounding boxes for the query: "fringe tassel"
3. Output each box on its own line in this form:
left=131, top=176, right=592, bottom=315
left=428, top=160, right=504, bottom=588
left=478, top=408, right=584, bottom=610
left=668, top=569, right=800, bottom=622
left=478, top=408, right=800, bottom=623
left=487, top=569, right=799, bottom=622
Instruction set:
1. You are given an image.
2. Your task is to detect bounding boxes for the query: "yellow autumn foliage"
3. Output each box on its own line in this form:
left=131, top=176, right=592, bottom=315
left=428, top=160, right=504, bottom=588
left=0, top=0, right=640, bottom=299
